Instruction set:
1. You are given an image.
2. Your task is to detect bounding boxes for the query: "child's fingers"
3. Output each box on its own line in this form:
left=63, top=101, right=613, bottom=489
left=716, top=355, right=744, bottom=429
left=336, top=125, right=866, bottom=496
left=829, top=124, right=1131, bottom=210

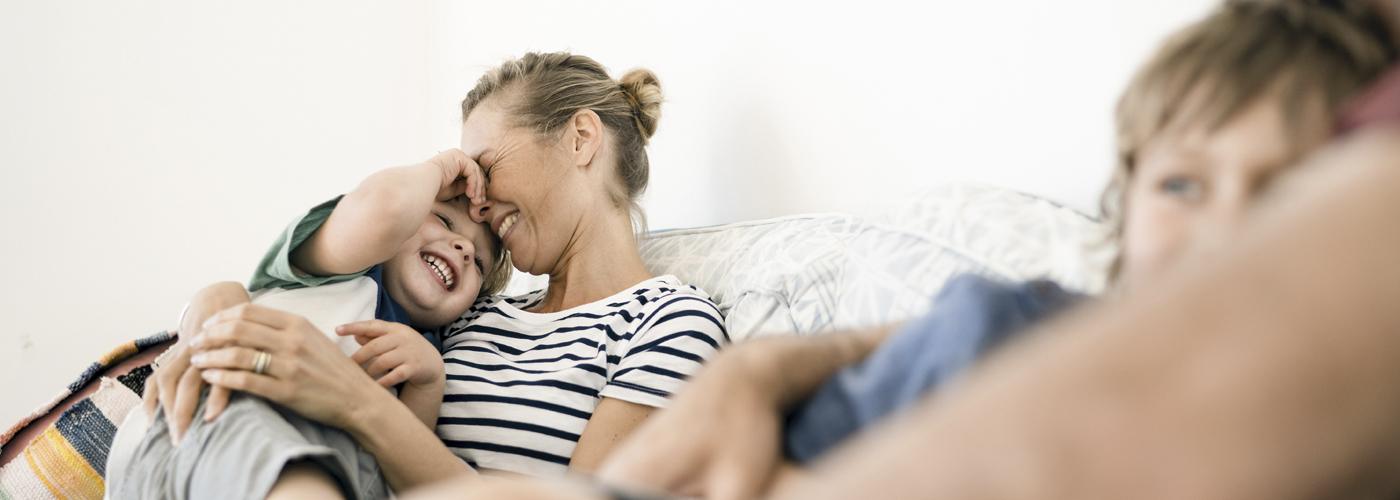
left=468, top=163, right=488, bottom=204
left=376, top=365, right=413, bottom=388
left=349, top=335, right=400, bottom=366
left=364, top=350, right=405, bottom=380
left=336, top=320, right=397, bottom=339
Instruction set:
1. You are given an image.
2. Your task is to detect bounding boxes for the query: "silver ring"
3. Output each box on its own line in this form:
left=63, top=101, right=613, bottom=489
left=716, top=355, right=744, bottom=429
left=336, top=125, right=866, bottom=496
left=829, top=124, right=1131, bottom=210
left=253, top=350, right=271, bottom=376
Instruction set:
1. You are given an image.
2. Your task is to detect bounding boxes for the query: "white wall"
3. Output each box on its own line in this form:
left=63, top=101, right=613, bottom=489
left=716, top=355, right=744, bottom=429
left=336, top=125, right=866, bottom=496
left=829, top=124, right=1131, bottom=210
left=0, top=1, right=1214, bottom=432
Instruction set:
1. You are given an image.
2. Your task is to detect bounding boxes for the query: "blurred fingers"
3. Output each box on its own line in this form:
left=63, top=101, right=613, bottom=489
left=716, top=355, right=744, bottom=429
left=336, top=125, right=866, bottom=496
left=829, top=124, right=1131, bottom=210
left=194, top=315, right=284, bottom=352
left=169, top=365, right=205, bottom=445
left=204, top=385, right=231, bottom=422
left=192, top=346, right=277, bottom=377
left=201, top=369, right=285, bottom=403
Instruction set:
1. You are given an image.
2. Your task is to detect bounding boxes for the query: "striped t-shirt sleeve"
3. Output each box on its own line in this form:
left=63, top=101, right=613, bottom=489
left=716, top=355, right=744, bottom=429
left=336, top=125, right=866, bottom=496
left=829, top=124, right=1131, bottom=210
left=601, top=292, right=728, bottom=408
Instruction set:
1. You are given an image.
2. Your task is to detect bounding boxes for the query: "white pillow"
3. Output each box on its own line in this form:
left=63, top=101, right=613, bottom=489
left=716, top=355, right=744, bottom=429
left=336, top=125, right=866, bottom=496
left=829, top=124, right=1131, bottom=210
left=504, top=181, right=1114, bottom=342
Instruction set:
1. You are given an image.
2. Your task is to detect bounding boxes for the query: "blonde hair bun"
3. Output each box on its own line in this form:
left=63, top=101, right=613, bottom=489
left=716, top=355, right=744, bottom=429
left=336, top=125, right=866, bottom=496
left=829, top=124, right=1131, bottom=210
left=619, top=68, right=663, bottom=145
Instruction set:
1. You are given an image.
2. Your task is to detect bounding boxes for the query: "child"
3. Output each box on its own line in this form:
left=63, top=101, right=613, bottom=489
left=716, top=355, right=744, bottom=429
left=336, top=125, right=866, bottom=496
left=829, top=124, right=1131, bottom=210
left=106, top=149, right=511, bottom=500
left=777, top=0, right=1399, bottom=465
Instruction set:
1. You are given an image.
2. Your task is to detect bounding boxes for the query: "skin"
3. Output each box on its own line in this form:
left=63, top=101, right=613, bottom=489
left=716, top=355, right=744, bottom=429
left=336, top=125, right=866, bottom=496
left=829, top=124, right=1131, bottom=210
left=148, top=94, right=671, bottom=498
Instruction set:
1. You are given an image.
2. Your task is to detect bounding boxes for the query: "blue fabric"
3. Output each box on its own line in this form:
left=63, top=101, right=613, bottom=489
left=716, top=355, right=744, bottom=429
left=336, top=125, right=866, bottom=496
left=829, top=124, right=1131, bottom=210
left=362, top=265, right=440, bottom=351
left=783, top=273, right=1082, bottom=463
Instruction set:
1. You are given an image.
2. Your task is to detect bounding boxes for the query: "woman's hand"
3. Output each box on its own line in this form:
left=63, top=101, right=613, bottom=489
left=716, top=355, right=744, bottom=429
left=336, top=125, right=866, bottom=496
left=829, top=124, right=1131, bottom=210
left=189, top=303, right=476, bottom=490
left=188, top=303, right=391, bottom=430
left=141, top=281, right=249, bottom=444
left=423, top=148, right=489, bottom=205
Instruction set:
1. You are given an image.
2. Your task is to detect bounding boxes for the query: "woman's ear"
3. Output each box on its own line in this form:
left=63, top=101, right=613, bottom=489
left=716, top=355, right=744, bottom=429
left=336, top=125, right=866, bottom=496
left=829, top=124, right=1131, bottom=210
left=566, top=109, right=604, bottom=169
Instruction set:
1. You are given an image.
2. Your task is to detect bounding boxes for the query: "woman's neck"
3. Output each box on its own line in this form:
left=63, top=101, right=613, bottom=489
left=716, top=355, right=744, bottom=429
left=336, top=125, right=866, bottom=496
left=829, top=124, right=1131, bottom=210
left=529, top=210, right=654, bottom=314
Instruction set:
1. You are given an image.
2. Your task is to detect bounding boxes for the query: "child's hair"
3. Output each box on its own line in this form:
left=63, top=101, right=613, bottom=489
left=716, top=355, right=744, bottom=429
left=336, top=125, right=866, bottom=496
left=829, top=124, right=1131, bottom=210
left=1102, top=0, right=1396, bottom=279
left=481, top=229, right=512, bottom=297
left=445, top=194, right=512, bottom=297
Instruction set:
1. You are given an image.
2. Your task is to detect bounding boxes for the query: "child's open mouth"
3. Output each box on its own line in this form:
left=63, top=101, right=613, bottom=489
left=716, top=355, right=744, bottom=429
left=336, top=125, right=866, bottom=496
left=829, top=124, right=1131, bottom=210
left=421, top=253, right=456, bottom=291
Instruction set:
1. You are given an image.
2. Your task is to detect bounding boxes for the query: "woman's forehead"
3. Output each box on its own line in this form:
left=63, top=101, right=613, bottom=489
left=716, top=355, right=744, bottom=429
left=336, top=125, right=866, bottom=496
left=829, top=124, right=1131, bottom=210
left=460, top=100, right=513, bottom=156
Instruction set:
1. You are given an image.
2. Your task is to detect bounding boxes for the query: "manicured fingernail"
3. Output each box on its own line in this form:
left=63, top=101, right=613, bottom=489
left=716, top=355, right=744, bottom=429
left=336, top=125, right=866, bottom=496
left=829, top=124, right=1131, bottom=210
left=190, top=353, right=206, bottom=365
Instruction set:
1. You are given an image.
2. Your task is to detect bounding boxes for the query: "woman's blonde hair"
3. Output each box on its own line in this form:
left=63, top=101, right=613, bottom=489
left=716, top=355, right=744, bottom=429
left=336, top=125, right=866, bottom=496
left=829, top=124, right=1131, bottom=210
left=461, top=51, right=663, bottom=235
left=1103, top=0, right=1394, bottom=280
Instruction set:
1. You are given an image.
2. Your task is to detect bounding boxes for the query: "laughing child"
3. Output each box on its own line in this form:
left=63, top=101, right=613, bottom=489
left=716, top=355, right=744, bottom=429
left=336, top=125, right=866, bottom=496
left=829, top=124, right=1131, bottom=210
left=106, top=149, right=511, bottom=500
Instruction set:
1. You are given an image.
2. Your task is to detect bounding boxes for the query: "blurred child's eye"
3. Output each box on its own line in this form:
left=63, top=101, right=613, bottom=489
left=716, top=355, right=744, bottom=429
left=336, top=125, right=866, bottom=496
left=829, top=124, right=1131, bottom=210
left=474, top=257, right=486, bottom=276
left=1161, top=176, right=1203, bottom=201
left=435, top=213, right=455, bottom=230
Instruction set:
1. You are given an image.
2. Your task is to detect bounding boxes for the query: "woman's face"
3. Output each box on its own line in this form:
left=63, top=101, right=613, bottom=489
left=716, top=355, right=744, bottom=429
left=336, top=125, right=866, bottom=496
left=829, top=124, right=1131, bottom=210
left=460, top=99, right=588, bottom=276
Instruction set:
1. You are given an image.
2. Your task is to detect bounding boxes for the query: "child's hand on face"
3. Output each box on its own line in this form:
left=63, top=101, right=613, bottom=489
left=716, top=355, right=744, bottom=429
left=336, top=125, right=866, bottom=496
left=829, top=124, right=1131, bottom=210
left=337, top=320, right=446, bottom=391
left=424, top=149, right=488, bottom=206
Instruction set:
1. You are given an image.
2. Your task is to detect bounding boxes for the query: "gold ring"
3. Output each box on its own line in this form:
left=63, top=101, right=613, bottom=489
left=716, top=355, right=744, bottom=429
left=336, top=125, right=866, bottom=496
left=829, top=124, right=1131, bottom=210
left=253, top=350, right=271, bottom=376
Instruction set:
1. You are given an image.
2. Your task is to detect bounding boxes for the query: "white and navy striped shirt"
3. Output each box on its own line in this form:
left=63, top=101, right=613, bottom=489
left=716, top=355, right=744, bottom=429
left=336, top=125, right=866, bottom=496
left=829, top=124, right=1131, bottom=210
left=434, top=275, right=728, bottom=477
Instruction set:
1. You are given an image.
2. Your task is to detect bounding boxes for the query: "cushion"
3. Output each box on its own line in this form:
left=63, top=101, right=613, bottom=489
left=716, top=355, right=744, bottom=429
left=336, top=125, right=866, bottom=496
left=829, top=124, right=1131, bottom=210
left=503, top=181, right=1113, bottom=341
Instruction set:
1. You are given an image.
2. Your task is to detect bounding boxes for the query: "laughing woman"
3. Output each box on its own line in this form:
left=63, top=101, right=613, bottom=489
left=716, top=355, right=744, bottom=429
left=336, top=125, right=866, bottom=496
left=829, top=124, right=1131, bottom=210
left=128, top=52, right=728, bottom=499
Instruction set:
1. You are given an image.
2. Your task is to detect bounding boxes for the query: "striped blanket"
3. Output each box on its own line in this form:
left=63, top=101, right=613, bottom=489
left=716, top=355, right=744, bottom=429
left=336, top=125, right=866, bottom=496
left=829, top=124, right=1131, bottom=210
left=0, top=331, right=172, bottom=500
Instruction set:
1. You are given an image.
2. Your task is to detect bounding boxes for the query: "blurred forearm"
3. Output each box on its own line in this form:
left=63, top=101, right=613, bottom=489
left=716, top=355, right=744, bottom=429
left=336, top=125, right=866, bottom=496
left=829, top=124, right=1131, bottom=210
left=775, top=127, right=1400, bottom=500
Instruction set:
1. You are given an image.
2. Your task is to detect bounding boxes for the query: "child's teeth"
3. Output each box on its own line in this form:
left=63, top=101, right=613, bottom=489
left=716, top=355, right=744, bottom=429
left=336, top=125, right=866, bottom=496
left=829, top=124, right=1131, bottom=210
left=422, top=253, right=454, bottom=289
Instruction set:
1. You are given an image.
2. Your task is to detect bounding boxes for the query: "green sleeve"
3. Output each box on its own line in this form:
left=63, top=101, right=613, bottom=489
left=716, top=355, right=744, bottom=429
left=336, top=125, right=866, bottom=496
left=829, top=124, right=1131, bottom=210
left=248, top=195, right=371, bottom=292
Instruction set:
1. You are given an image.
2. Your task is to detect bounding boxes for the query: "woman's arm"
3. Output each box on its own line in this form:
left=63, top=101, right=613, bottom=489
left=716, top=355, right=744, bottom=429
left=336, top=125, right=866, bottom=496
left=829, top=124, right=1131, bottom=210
left=595, top=324, right=897, bottom=499
left=568, top=398, right=656, bottom=472
left=189, top=303, right=478, bottom=491
left=291, top=149, right=486, bottom=276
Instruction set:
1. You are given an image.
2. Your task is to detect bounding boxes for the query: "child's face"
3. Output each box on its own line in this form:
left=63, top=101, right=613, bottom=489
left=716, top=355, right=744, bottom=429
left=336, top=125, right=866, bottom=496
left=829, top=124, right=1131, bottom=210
left=380, top=198, right=496, bottom=328
left=1119, top=95, right=1330, bottom=289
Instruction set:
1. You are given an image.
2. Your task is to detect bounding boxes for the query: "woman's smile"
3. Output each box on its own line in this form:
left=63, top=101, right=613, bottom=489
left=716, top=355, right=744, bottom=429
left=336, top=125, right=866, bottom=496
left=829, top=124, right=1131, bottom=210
left=493, top=211, right=521, bottom=245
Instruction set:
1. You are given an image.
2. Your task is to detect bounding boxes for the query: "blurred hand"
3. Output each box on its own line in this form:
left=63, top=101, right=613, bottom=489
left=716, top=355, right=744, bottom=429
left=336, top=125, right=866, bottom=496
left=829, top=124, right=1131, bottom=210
left=597, top=352, right=787, bottom=500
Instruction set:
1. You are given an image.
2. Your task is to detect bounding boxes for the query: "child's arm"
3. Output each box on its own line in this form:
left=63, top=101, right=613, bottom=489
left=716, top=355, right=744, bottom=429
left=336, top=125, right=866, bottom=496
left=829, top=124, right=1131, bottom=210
left=291, top=149, right=487, bottom=277
left=337, top=320, right=446, bottom=428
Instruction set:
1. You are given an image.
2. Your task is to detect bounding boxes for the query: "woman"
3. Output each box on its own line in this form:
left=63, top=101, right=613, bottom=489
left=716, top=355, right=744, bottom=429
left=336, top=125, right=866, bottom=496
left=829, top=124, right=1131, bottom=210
left=134, top=52, right=728, bottom=499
